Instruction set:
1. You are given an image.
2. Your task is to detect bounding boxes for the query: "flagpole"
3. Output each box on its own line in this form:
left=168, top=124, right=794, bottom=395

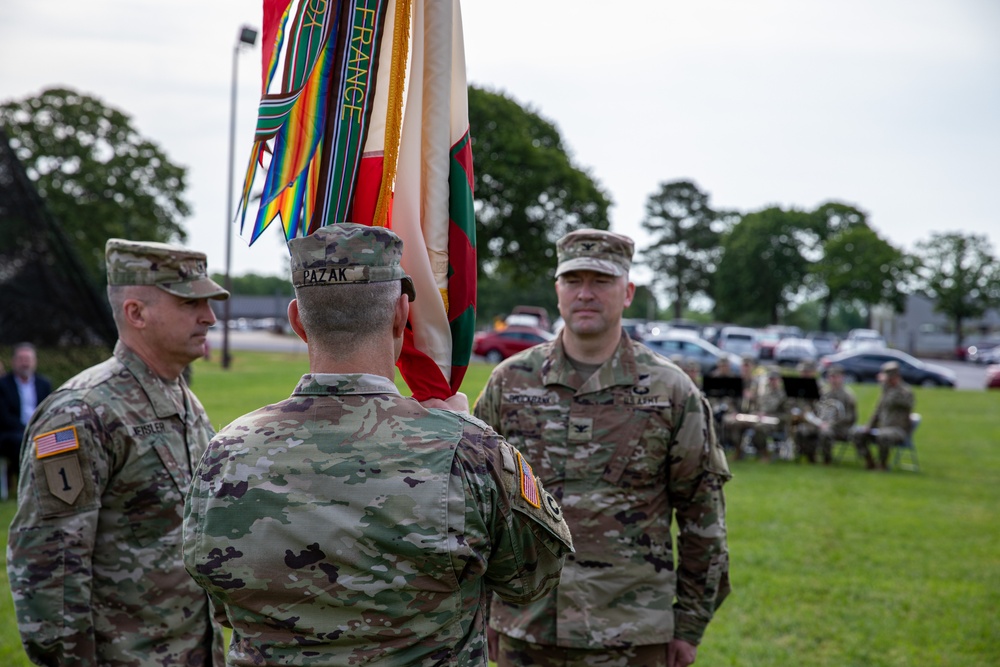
left=222, top=25, right=258, bottom=370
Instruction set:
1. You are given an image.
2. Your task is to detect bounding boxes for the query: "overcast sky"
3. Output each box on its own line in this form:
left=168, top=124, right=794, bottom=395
left=2, top=0, right=997, bottom=281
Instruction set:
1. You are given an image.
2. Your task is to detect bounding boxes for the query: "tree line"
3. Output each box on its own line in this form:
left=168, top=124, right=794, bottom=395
left=3, top=86, right=999, bottom=344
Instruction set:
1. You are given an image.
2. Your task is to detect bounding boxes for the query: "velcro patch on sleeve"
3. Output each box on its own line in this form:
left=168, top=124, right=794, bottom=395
left=43, top=455, right=84, bottom=505
left=517, top=451, right=541, bottom=508
left=35, top=426, right=80, bottom=459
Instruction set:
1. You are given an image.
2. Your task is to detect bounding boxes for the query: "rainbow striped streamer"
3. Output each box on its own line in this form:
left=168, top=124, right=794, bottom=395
left=237, top=0, right=476, bottom=400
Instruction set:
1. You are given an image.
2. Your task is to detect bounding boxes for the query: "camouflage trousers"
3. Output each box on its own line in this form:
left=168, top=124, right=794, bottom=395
left=496, top=635, right=668, bottom=667
left=750, top=421, right=783, bottom=460
left=793, top=424, right=823, bottom=463
left=818, top=425, right=852, bottom=464
left=852, top=427, right=906, bottom=468
left=724, top=418, right=780, bottom=460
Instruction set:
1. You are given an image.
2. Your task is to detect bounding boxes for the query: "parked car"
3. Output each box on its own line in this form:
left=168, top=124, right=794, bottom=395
left=643, top=321, right=673, bottom=337
left=717, top=326, right=758, bottom=359
left=774, top=337, right=818, bottom=366
left=967, top=338, right=1000, bottom=364
left=839, top=329, right=887, bottom=352
left=846, top=327, right=881, bottom=339
left=767, top=324, right=805, bottom=339
left=819, top=348, right=956, bottom=387
left=754, top=330, right=782, bottom=360
left=621, top=318, right=648, bottom=342
left=806, top=331, right=839, bottom=357
left=979, top=347, right=1000, bottom=365
left=507, top=305, right=551, bottom=331
left=986, top=364, right=1000, bottom=390
left=642, top=332, right=741, bottom=376
left=473, top=326, right=554, bottom=363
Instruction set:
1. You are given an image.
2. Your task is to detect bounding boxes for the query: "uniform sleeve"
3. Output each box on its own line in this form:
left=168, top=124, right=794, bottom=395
left=844, top=393, right=858, bottom=426
left=457, top=421, right=573, bottom=605
left=182, top=439, right=233, bottom=630
left=888, top=387, right=915, bottom=413
left=7, top=400, right=109, bottom=666
left=668, top=391, right=732, bottom=645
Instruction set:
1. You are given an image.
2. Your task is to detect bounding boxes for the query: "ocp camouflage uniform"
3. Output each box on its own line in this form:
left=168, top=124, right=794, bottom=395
left=785, top=394, right=821, bottom=462
left=473, top=331, right=731, bottom=651
left=183, top=373, right=573, bottom=667
left=750, top=382, right=787, bottom=460
left=723, top=372, right=761, bottom=458
left=853, top=383, right=915, bottom=468
left=817, top=384, right=857, bottom=462
left=7, top=342, right=224, bottom=666
left=707, top=393, right=737, bottom=450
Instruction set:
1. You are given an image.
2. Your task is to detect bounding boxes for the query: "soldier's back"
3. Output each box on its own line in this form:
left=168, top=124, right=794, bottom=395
left=184, top=373, right=571, bottom=666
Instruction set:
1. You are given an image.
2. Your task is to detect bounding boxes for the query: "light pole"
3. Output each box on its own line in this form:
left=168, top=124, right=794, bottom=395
left=222, top=25, right=258, bottom=370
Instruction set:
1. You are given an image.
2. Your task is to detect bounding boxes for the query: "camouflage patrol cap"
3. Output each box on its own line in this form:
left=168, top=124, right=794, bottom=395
left=288, top=223, right=415, bottom=301
left=105, top=239, right=229, bottom=300
left=555, top=229, right=634, bottom=277
left=880, top=360, right=901, bottom=375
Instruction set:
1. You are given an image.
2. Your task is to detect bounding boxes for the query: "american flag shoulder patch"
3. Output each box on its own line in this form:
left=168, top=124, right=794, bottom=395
left=35, top=426, right=80, bottom=459
left=517, top=452, right=541, bottom=508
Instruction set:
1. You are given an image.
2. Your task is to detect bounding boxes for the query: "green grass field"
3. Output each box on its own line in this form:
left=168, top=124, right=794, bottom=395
left=1, top=352, right=998, bottom=666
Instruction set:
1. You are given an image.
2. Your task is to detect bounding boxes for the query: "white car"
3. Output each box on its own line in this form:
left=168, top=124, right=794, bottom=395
left=716, top=326, right=758, bottom=359
left=774, top=337, right=818, bottom=366
left=839, top=330, right=886, bottom=352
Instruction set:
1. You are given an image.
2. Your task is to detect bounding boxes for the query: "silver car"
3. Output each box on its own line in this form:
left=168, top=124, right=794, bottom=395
left=774, top=337, right=818, bottom=366
left=643, top=332, right=741, bottom=376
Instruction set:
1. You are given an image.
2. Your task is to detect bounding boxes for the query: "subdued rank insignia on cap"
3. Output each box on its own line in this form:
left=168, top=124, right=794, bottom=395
left=517, top=452, right=541, bottom=508
left=35, top=426, right=80, bottom=459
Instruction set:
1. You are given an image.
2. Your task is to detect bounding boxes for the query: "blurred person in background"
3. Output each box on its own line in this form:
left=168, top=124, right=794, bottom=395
left=0, top=343, right=52, bottom=481
left=852, top=361, right=915, bottom=471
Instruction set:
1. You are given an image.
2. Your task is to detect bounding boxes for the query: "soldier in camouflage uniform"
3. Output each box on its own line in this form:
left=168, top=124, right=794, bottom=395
left=786, top=361, right=822, bottom=463
left=474, top=230, right=731, bottom=667
left=748, top=369, right=786, bottom=462
left=7, top=239, right=229, bottom=666
left=722, top=357, right=759, bottom=458
left=704, top=358, right=739, bottom=451
left=182, top=223, right=573, bottom=667
left=816, top=364, right=857, bottom=464
left=852, top=361, right=915, bottom=470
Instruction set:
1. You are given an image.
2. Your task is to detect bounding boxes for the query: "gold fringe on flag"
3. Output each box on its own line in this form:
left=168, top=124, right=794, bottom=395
left=373, top=0, right=413, bottom=227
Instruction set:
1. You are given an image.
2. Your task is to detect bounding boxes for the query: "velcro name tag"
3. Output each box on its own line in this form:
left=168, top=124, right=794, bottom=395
left=35, top=426, right=80, bottom=459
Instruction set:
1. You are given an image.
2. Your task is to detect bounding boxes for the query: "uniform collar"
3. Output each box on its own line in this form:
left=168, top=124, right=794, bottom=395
left=293, top=373, right=401, bottom=396
left=541, top=329, right=638, bottom=394
left=114, top=340, right=187, bottom=419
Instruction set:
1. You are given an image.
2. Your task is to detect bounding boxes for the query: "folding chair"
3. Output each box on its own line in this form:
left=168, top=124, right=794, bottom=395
left=832, top=438, right=857, bottom=464
left=771, top=429, right=795, bottom=461
left=892, top=413, right=921, bottom=472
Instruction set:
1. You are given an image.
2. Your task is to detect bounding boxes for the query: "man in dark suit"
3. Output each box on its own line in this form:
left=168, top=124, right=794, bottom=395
left=0, top=343, right=53, bottom=475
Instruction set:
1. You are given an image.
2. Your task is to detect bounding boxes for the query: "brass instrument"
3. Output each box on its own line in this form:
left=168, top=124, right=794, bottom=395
left=792, top=398, right=846, bottom=434
left=732, top=413, right=781, bottom=426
